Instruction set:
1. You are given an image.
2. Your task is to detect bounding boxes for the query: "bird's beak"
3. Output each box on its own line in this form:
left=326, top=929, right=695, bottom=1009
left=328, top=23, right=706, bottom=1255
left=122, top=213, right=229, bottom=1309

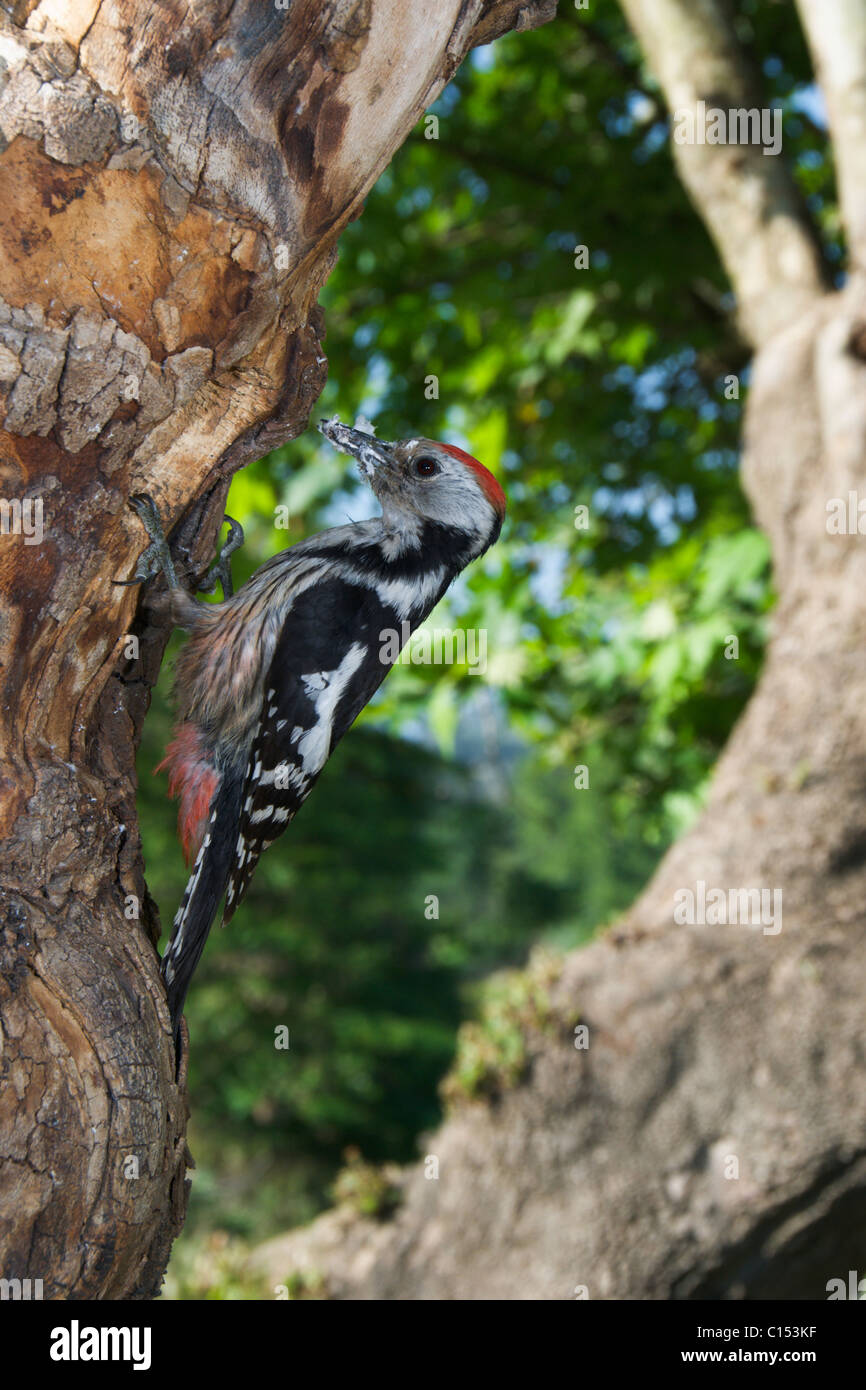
left=318, top=417, right=395, bottom=479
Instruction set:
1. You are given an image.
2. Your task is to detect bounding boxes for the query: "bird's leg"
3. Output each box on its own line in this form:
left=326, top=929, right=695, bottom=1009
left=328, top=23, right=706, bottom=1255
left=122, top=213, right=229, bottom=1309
left=113, top=492, right=180, bottom=590
left=196, top=516, right=244, bottom=600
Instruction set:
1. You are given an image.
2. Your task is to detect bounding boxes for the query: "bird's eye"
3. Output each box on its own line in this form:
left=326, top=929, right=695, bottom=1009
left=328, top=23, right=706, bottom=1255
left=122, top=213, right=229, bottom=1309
left=415, top=456, right=439, bottom=477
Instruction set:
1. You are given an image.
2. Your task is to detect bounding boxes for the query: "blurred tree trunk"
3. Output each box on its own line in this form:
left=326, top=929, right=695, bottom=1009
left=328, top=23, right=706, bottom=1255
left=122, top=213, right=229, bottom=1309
left=0, top=0, right=555, bottom=1301
left=249, top=0, right=866, bottom=1299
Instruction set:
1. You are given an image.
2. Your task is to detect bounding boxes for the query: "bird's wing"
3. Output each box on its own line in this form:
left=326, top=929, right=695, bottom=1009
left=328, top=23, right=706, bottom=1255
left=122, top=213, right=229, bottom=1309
left=223, top=575, right=394, bottom=920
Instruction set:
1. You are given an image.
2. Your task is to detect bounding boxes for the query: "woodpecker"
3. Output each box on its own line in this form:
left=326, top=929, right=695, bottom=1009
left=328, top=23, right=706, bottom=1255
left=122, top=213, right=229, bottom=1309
left=122, top=418, right=506, bottom=1048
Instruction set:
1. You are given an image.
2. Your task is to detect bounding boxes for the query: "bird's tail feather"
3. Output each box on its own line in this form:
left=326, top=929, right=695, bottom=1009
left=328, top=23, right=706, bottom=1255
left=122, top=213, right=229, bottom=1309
left=161, top=767, right=243, bottom=1048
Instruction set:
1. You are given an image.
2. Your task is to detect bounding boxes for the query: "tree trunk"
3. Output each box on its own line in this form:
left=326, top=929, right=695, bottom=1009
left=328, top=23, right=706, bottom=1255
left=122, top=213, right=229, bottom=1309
left=248, top=1, right=866, bottom=1299
left=0, top=0, right=555, bottom=1301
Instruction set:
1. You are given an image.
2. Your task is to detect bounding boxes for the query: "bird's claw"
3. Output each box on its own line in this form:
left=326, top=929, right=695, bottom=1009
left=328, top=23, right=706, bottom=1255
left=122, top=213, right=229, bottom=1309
left=197, top=515, right=245, bottom=600
left=128, top=492, right=165, bottom=535
left=221, top=515, right=245, bottom=559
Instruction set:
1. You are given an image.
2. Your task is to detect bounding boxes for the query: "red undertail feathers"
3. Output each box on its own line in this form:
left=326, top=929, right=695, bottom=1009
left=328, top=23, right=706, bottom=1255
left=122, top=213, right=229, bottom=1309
left=155, top=724, right=220, bottom=865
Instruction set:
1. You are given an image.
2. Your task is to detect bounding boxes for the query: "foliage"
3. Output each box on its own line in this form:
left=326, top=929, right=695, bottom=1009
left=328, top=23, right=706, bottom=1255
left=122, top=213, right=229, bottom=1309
left=331, top=1148, right=403, bottom=1219
left=161, top=1232, right=269, bottom=1302
left=440, top=947, right=564, bottom=1107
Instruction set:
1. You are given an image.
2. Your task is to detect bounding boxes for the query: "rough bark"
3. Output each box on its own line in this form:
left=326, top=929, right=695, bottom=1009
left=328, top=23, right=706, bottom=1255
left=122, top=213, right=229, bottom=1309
left=248, top=3, right=866, bottom=1300
left=0, top=0, right=556, bottom=1301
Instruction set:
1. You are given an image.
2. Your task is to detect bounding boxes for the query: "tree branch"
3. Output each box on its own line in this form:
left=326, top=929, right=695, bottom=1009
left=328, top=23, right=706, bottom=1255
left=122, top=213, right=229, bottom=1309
left=794, top=0, right=866, bottom=272
left=618, top=0, right=829, bottom=347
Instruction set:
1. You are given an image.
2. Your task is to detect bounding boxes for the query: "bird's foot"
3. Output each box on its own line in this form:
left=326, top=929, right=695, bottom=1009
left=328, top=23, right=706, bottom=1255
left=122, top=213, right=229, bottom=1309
left=113, top=493, right=179, bottom=590
left=197, top=515, right=245, bottom=600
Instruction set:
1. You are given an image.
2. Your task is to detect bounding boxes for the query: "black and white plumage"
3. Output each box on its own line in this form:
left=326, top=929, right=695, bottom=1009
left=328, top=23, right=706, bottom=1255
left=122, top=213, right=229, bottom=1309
left=148, top=419, right=506, bottom=1045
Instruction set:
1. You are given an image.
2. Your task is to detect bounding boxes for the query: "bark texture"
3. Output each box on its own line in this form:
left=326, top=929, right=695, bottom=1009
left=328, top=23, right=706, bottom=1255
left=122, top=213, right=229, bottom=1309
left=0, top=0, right=556, bottom=1300
left=249, top=1, right=866, bottom=1299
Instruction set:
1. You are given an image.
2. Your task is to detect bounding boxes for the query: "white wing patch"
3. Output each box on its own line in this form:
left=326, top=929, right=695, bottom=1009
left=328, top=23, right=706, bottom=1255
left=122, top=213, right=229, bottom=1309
left=295, top=642, right=366, bottom=774
left=256, top=762, right=308, bottom=791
